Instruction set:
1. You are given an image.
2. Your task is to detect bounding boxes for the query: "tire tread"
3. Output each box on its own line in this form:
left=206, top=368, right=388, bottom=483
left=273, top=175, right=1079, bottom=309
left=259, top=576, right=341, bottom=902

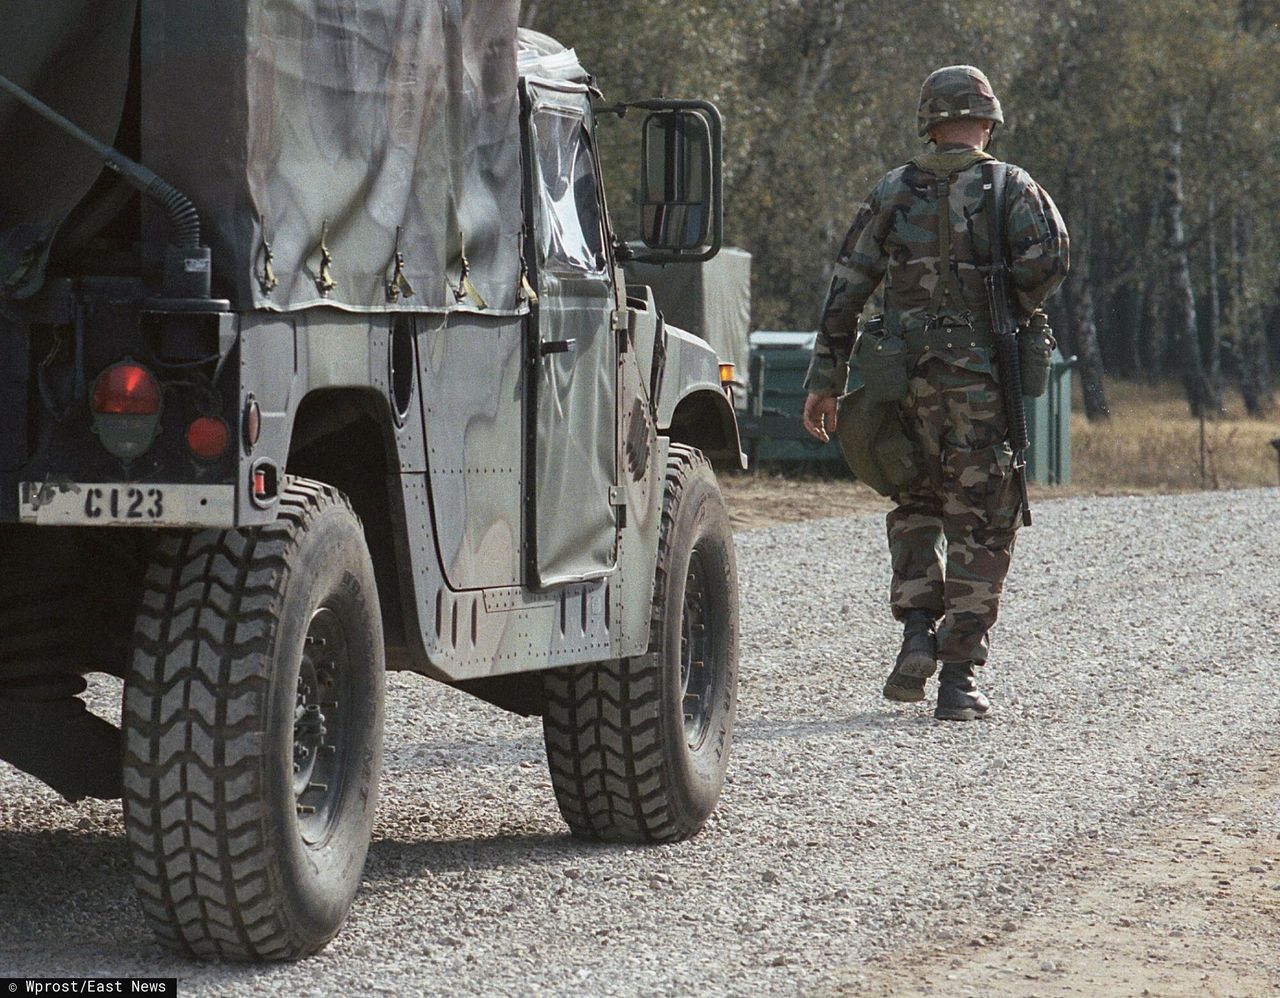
left=122, top=480, right=356, bottom=961
left=543, top=445, right=716, bottom=844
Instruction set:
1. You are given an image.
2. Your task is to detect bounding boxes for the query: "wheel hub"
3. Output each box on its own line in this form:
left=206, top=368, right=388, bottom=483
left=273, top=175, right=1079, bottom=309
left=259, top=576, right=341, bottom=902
left=680, top=550, right=715, bottom=750
left=292, top=607, right=349, bottom=843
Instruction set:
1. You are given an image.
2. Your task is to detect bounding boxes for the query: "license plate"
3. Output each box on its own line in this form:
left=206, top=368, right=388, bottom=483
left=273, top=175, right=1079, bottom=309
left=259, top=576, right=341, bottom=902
left=19, top=482, right=236, bottom=527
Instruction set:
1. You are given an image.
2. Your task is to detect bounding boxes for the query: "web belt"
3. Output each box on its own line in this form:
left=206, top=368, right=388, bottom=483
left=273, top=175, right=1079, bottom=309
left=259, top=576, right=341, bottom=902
left=905, top=323, right=993, bottom=355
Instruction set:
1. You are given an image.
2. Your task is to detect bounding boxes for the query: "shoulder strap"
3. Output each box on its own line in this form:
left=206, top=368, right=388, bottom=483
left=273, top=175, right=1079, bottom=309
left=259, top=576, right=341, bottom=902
left=927, top=173, right=969, bottom=315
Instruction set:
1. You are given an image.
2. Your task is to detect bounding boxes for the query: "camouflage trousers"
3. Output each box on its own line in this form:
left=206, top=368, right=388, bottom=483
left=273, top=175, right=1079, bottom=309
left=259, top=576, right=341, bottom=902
left=887, top=356, right=1020, bottom=666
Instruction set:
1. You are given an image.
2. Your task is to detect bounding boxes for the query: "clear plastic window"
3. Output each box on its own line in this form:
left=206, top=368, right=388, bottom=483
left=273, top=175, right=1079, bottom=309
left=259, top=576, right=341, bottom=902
left=531, top=109, right=607, bottom=276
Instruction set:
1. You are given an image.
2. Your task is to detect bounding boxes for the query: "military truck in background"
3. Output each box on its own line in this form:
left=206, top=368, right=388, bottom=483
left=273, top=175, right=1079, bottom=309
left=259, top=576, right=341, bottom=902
left=0, top=2, right=742, bottom=961
left=627, top=246, right=753, bottom=402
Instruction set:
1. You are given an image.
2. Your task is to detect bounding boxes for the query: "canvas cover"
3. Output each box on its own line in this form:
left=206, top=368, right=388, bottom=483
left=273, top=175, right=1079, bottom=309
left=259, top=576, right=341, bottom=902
left=516, top=28, right=589, bottom=83
left=0, top=1, right=526, bottom=314
left=0, top=2, right=138, bottom=297
left=143, top=0, right=525, bottom=313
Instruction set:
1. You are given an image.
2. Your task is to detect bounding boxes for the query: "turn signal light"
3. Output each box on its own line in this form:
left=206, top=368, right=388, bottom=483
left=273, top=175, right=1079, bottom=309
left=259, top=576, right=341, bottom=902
left=91, top=362, right=161, bottom=416
left=719, top=363, right=736, bottom=385
left=186, top=416, right=230, bottom=461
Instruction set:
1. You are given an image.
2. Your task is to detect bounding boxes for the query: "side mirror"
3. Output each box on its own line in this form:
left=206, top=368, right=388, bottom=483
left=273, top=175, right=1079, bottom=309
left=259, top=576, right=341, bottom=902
left=626, top=100, right=723, bottom=264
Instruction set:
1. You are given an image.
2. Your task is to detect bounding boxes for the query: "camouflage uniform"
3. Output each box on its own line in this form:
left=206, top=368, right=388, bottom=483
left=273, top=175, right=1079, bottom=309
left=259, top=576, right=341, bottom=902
left=806, top=82, right=1068, bottom=669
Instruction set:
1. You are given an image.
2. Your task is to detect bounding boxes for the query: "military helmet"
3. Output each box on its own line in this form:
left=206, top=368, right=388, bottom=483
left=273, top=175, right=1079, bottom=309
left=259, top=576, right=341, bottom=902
left=916, top=65, right=1004, bottom=138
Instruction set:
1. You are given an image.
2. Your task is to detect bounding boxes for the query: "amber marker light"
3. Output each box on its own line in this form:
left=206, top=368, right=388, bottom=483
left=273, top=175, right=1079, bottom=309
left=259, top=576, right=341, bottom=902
left=243, top=395, right=262, bottom=450
left=719, top=363, right=735, bottom=385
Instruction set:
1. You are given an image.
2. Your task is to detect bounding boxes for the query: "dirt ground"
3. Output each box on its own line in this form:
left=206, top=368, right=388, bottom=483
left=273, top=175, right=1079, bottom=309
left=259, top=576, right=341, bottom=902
left=842, top=757, right=1280, bottom=998
left=718, top=473, right=1166, bottom=531
left=719, top=474, right=1280, bottom=997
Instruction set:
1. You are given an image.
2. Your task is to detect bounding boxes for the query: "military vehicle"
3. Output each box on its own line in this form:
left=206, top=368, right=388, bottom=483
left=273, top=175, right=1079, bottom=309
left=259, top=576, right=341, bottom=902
left=0, top=2, right=742, bottom=961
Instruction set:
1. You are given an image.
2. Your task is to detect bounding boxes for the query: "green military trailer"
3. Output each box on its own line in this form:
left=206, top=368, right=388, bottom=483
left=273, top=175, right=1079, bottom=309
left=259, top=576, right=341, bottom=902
left=0, top=2, right=743, bottom=961
left=741, top=331, right=847, bottom=469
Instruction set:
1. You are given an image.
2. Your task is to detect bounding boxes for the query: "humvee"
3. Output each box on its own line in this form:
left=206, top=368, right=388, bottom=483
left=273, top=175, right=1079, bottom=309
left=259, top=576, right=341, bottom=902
left=0, top=2, right=741, bottom=961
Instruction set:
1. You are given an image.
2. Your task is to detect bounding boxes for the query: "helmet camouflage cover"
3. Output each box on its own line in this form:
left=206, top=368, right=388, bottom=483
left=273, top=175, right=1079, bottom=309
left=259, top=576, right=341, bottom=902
left=917, top=65, right=1004, bottom=137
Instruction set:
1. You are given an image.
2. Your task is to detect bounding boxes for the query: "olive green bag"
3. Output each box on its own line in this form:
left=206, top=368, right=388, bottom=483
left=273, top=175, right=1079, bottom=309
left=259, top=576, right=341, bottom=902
left=855, top=314, right=910, bottom=403
left=835, top=386, right=920, bottom=497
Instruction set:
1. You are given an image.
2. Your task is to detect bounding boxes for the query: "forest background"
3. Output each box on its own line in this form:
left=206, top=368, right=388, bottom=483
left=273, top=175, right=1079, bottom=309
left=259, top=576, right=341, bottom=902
left=523, top=0, right=1280, bottom=425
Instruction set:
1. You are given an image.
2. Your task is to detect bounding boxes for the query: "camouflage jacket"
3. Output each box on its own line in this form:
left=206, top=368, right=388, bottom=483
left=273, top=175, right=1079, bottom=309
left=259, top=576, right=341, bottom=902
left=805, top=144, right=1069, bottom=396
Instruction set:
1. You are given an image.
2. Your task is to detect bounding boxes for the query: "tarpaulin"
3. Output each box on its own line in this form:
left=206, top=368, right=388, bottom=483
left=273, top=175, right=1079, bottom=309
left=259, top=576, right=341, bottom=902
left=0, top=1, right=138, bottom=296
left=141, top=0, right=524, bottom=313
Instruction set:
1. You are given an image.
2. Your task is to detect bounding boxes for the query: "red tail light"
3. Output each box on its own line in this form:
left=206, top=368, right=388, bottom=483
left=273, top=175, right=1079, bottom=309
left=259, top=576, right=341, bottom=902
left=92, top=362, right=161, bottom=416
left=186, top=416, right=230, bottom=461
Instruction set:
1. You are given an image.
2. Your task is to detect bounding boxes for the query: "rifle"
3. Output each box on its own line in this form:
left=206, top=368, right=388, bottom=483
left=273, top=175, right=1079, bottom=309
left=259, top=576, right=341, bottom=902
left=981, top=162, right=1033, bottom=527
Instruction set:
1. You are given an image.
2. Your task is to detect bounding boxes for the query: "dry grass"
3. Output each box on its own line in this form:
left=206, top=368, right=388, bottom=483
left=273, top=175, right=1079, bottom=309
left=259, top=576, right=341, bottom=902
left=718, top=473, right=890, bottom=530
left=1072, top=379, right=1280, bottom=492
left=719, top=378, right=1280, bottom=531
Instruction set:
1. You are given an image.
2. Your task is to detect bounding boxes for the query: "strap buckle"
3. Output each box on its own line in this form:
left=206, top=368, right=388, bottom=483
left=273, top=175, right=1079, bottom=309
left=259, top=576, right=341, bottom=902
left=923, top=311, right=974, bottom=331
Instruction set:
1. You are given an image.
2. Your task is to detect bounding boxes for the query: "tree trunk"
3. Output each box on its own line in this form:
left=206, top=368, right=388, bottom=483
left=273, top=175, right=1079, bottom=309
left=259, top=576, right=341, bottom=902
left=1132, top=282, right=1151, bottom=379
left=1205, top=191, right=1223, bottom=411
left=1143, top=282, right=1166, bottom=385
left=1232, top=211, right=1274, bottom=416
left=1118, top=285, right=1146, bottom=380
left=520, top=0, right=543, bottom=28
left=1071, top=197, right=1110, bottom=420
left=1165, top=103, right=1209, bottom=416
left=1140, top=198, right=1165, bottom=385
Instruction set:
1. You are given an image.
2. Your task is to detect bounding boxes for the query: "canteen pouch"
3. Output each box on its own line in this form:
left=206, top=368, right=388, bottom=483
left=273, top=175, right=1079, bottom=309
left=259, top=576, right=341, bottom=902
left=1018, top=311, right=1055, bottom=398
left=855, top=315, right=910, bottom=403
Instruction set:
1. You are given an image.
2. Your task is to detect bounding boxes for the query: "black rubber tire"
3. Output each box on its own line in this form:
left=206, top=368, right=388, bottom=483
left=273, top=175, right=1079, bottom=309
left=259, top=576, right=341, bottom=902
left=543, top=444, right=739, bottom=843
left=122, top=479, right=384, bottom=962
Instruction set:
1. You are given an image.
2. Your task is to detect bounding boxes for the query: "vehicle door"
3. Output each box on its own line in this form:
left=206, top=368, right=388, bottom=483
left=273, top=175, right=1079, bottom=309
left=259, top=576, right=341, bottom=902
left=522, top=80, right=618, bottom=588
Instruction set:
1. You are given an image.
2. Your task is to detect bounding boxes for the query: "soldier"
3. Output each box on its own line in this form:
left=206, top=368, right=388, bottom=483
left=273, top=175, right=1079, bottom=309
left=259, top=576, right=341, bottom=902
left=801, top=65, right=1068, bottom=720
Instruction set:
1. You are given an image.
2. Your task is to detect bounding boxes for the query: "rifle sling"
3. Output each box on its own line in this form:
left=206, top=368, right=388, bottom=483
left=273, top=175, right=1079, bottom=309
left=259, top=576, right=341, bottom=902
left=983, top=161, right=1035, bottom=525
left=983, top=161, right=1008, bottom=276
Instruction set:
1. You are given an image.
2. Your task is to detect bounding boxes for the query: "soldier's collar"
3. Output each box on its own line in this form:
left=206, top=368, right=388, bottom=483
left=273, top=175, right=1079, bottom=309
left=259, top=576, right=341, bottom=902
left=910, top=145, right=993, bottom=177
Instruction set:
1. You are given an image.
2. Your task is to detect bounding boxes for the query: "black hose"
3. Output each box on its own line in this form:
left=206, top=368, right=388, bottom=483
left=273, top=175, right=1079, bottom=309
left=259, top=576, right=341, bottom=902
left=144, top=174, right=200, bottom=248
left=0, top=72, right=201, bottom=248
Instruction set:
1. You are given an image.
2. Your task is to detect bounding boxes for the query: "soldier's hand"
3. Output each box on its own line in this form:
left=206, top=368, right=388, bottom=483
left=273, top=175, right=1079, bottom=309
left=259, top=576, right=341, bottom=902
left=802, top=392, right=838, bottom=443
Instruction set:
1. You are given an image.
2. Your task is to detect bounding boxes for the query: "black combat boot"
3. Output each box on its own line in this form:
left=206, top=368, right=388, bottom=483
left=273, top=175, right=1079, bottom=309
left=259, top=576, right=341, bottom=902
left=934, top=662, right=991, bottom=721
left=883, top=612, right=937, bottom=703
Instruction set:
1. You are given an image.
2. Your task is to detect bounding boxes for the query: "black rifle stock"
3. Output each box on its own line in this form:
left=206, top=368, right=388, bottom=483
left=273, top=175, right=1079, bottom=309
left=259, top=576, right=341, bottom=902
left=982, top=162, right=1033, bottom=527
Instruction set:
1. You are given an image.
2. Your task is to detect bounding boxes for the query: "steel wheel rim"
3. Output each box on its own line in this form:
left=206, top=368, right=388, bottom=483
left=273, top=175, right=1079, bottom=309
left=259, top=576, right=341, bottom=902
left=292, top=606, right=350, bottom=845
left=680, top=549, right=715, bottom=750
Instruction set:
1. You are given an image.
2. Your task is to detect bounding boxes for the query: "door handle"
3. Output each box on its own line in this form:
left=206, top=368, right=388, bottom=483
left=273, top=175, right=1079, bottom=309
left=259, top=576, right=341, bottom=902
left=539, top=339, right=576, bottom=356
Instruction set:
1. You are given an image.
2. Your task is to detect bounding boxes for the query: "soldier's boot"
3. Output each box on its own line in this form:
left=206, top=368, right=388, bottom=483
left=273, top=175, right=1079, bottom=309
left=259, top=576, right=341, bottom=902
left=934, top=662, right=991, bottom=722
left=883, top=612, right=937, bottom=703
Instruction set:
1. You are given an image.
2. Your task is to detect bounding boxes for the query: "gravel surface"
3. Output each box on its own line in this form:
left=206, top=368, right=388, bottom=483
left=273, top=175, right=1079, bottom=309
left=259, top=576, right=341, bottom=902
left=1, top=489, right=1278, bottom=994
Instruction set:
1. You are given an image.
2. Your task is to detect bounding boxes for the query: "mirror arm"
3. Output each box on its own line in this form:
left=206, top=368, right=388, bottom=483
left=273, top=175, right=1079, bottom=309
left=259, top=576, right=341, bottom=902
left=613, top=237, right=637, bottom=262
left=592, top=103, right=631, bottom=119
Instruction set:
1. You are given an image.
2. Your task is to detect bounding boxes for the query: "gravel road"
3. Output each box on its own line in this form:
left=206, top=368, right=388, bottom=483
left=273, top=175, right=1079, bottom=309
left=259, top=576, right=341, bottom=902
left=1, top=489, right=1278, bottom=995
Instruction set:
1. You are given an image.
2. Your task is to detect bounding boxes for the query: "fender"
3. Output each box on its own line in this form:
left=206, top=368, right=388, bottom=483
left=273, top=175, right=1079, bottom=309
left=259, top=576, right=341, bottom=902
left=655, top=324, right=746, bottom=469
